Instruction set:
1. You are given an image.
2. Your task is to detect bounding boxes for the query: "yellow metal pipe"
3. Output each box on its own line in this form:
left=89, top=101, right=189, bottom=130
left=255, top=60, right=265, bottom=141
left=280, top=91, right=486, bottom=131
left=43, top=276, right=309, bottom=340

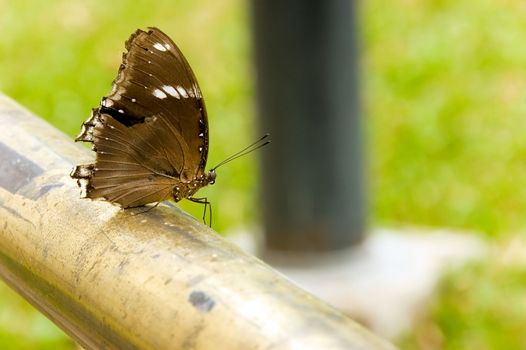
left=0, top=94, right=395, bottom=350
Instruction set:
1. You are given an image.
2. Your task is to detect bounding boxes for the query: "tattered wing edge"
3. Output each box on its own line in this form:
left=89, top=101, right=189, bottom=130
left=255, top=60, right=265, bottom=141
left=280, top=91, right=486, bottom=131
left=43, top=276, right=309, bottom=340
left=71, top=108, right=100, bottom=200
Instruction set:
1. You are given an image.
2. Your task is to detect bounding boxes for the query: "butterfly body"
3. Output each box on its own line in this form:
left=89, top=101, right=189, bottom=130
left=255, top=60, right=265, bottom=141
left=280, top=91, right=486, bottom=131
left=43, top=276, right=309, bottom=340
left=71, top=27, right=214, bottom=209
left=172, top=170, right=216, bottom=203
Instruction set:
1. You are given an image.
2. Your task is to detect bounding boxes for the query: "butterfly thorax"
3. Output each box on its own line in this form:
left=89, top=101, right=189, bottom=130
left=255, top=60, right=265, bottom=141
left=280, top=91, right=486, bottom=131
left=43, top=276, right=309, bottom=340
left=172, top=170, right=216, bottom=202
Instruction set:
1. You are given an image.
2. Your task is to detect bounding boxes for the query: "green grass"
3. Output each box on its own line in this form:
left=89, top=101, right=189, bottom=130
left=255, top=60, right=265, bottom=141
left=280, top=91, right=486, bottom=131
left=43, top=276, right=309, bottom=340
left=1, top=0, right=526, bottom=348
left=362, top=0, right=526, bottom=348
left=363, top=0, right=526, bottom=236
left=399, top=238, right=526, bottom=350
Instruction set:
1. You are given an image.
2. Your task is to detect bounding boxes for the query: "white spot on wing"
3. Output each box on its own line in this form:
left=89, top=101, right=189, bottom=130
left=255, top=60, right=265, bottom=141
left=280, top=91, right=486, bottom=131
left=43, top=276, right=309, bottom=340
left=162, top=85, right=180, bottom=99
left=164, top=43, right=171, bottom=50
left=153, top=89, right=167, bottom=99
left=102, top=99, right=113, bottom=107
left=131, top=98, right=136, bottom=103
left=193, top=85, right=202, bottom=98
left=153, top=42, right=167, bottom=51
left=118, top=109, right=124, bottom=114
left=176, top=85, right=189, bottom=98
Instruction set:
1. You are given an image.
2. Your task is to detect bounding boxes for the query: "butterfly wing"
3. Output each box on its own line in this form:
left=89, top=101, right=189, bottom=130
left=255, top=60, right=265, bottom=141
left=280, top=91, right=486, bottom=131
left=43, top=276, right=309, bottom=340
left=72, top=27, right=209, bottom=207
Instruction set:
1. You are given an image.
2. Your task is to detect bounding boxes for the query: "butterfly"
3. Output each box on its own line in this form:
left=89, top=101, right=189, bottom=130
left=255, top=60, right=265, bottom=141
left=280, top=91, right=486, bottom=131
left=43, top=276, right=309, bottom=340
left=71, top=27, right=268, bottom=223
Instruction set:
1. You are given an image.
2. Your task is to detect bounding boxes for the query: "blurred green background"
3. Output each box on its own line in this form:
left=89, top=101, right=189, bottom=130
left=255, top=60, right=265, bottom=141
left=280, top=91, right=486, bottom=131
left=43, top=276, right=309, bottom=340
left=1, top=0, right=525, bottom=349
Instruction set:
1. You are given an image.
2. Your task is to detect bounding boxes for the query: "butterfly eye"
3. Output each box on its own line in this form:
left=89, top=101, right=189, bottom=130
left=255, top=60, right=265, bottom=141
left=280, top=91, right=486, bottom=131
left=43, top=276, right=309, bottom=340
left=208, top=170, right=217, bottom=185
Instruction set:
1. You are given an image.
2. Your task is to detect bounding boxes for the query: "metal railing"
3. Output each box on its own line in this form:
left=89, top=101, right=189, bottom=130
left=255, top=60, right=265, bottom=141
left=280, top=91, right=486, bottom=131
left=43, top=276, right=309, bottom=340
left=0, top=94, right=395, bottom=349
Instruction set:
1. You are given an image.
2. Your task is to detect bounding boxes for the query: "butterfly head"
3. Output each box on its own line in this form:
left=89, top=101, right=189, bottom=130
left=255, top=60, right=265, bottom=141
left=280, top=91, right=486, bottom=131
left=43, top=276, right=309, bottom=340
left=206, top=169, right=216, bottom=185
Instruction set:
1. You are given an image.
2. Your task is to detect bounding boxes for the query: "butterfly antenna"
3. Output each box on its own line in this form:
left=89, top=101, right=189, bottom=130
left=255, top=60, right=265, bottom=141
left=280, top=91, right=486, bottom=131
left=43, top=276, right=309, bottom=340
left=211, top=134, right=270, bottom=171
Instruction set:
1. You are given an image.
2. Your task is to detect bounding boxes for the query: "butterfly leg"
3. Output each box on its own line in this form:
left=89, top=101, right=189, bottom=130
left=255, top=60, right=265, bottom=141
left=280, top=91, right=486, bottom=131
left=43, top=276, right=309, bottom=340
left=189, top=197, right=212, bottom=227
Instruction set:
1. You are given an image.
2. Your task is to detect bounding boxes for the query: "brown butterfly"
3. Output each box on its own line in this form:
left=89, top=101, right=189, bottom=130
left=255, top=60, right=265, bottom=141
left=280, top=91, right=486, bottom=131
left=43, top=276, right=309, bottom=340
left=71, top=27, right=268, bottom=222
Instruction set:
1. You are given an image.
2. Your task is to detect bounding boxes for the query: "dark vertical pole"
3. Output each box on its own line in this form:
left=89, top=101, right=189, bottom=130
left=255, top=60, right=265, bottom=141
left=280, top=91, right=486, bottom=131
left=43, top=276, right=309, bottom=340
left=251, top=1, right=365, bottom=252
